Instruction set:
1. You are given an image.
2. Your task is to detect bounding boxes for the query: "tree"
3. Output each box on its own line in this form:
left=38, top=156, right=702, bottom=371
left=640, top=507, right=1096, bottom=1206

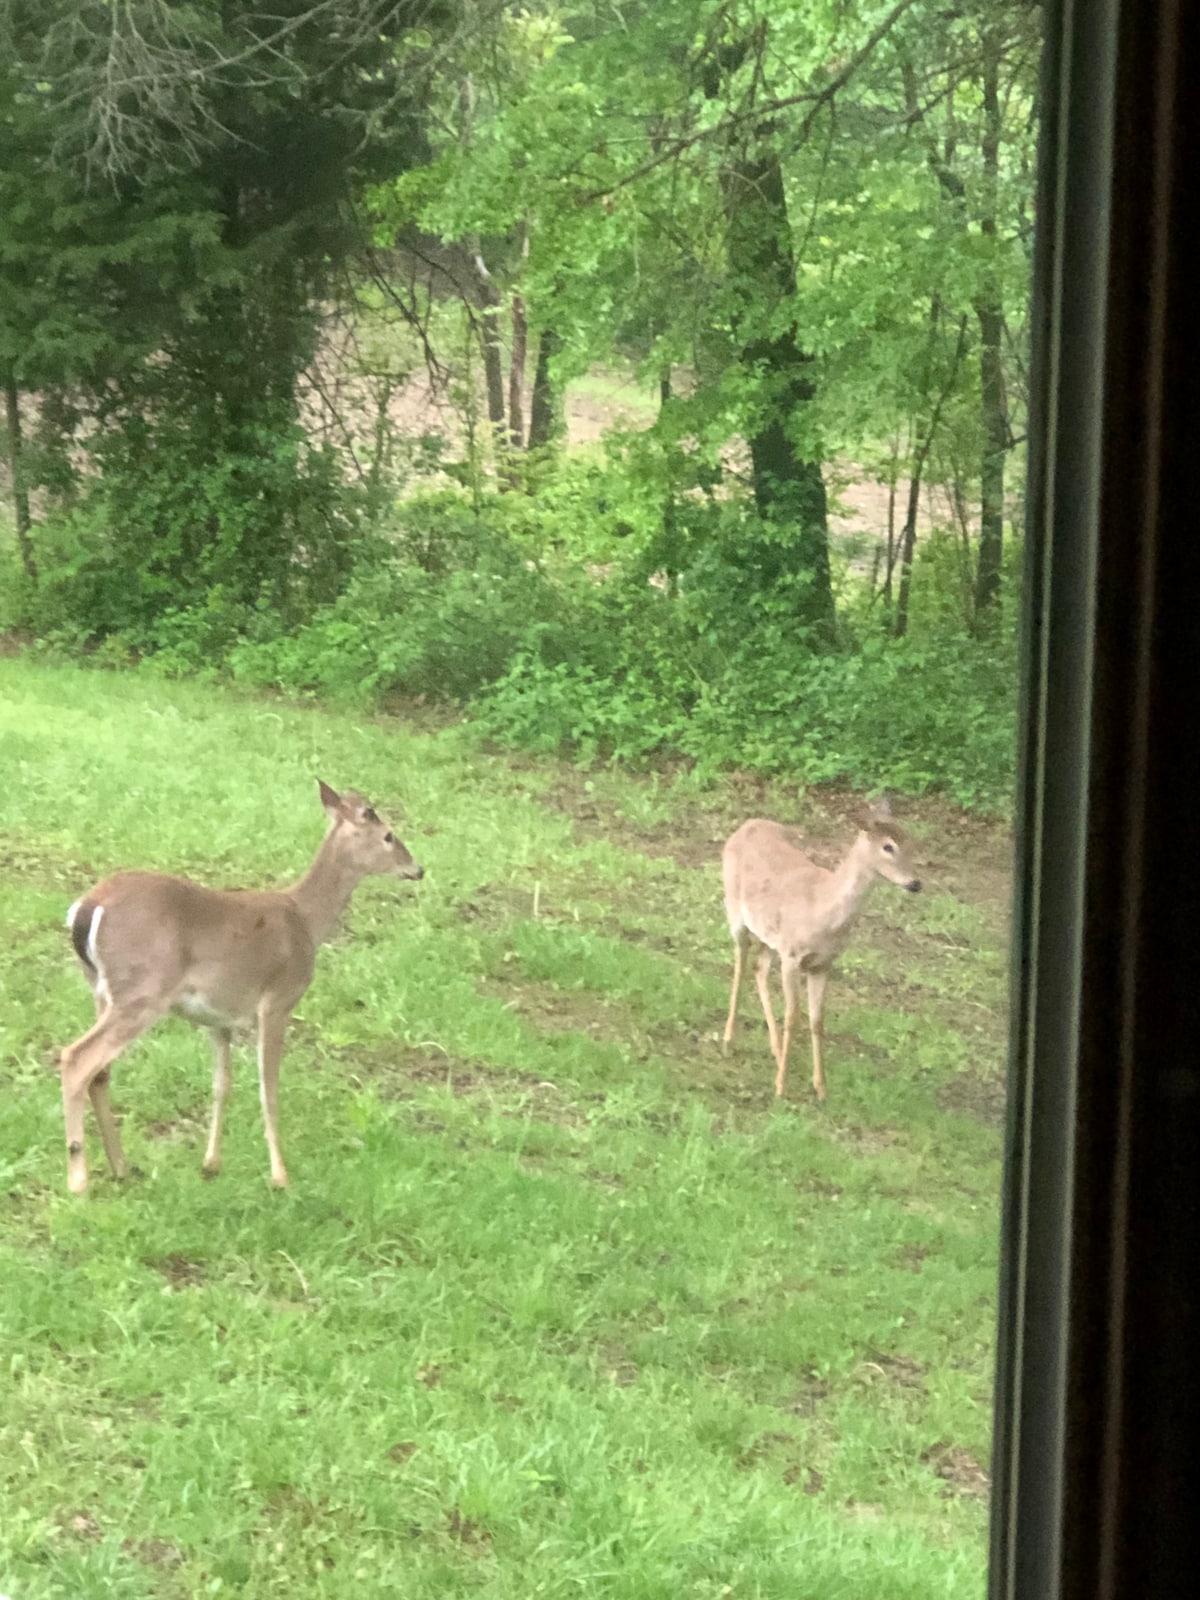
left=893, top=2, right=1040, bottom=625
left=376, top=1, right=937, bottom=635
left=0, top=1, right=448, bottom=622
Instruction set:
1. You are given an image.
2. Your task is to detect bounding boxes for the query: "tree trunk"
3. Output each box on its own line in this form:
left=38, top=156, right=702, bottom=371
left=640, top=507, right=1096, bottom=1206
left=903, top=47, right=1010, bottom=626
left=507, top=292, right=528, bottom=450
left=893, top=465, right=924, bottom=640
left=883, top=436, right=900, bottom=614
left=974, top=20, right=1007, bottom=621
left=657, top=370, right=681, bottom=594
left=527, top=327, right=561, bottom=450
left=472, top=254, right=508, bottom=457
left=722, top=142, right=837, bottom=643
left=480, top=303, right=507, bottom=437
left=3, top=370, right=37, bottom=581
left=893, top=312, right=970, bottom=638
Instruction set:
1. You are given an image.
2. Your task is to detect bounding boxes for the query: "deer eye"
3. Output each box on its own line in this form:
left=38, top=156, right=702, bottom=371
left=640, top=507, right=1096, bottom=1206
left=382, top=831, right=394, bottom=844
left=882, top=840, right=896, bottom=855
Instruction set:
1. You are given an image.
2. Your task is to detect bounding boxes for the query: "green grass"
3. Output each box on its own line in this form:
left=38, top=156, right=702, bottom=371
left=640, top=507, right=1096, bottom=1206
left=0, top=658, right=1007, bottom=1598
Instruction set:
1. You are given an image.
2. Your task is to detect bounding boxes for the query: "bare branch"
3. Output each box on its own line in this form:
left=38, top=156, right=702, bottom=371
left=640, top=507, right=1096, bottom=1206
left=11, top=1, right=469, bottom=181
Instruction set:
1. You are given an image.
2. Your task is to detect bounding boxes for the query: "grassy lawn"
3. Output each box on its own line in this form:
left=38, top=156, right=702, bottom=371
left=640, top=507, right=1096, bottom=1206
left=0, top=658, right=1009, bottom=1599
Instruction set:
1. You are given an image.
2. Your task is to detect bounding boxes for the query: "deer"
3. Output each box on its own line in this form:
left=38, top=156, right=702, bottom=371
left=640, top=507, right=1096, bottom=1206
left=58, top=779, right=423, bottom=1195
left=721, top=797, right=922, bottom=1101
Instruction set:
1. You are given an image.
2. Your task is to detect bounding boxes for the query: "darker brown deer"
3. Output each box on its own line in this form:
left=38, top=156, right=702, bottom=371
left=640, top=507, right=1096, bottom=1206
left=59, top=780, right=423, bottom=1193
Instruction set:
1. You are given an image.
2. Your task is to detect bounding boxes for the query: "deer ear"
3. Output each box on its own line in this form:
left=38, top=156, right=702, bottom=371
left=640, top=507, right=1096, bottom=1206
left=869, top=793, right=892, bottom=821
left=317, top=779, right=343, bottom=816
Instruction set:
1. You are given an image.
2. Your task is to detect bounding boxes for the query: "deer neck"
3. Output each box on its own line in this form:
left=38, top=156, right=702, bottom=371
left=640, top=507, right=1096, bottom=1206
left=288, top=829, right=365, bottom=947
left=821, top=834, right=879, bottom=933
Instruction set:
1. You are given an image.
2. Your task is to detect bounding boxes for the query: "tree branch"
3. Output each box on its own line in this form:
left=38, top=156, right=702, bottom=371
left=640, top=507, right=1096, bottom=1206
left=579, top=0, right=920, bottom=204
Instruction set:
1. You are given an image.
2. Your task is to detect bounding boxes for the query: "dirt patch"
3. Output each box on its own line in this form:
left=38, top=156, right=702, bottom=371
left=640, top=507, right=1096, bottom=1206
left=536, top=782, right=719, bottom=871
left=2, top=844, right=96, bottom=883
left=146, top=1253, right=206, bottom=1290
left=858, top=1351, right=927, bottom=1391
left=921, top=1439, right=991, bottom=1499
left=454, top=882, right=538, bottom=929
left=363, top=1044, right=596, bottom=1132
left=481, top=975, right=617, bottom=1037
left=446, top=1507, right=493, bottom=1550
left=938, top=1071, right=1009, bottom=1127
left=737, top=1429, right=796, bottom=1468
left=331, top=1041, right=563, bottom=1105
left=783, top=1463, right=825, bottom=1494
left=124, top=1537, right=184, bottom=1568
left=828, top=1122, right=904, bottom=1157
left=793, top=1175, right=844, bottom=1200
left=388, top=1441, right=418, bottom=1464
left=893, top=1241, right=936, bottom=1273
left=585, top=1167, right=626, bottom=1189
left=599, top=1345, right=640, bottom=1387
left=142, top=1113, right=208, bottom=1144
left=843, top=1498, right=888, bottom=1521
left=261, top=1487, right=330, bottom=1528
left=57, top=1509, right=103, bottom=1541
left=785, top=1374, right=832, bottom=1416
left=389, top=1051, right=517, bottom=1100
left=591, top=915, right=687, bottom=959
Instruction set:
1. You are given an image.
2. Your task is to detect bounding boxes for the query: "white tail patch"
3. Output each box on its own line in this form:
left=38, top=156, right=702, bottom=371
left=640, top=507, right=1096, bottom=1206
left=67, top=897, right=111, bottom=1003
left=89, top=912, right=110, bottom=1004
left=86, top=905, right=105, bottom=970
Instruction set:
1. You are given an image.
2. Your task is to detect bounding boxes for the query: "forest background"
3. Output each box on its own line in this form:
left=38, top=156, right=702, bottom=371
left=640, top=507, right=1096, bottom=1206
left=1, top=0, right=1041, bottom=811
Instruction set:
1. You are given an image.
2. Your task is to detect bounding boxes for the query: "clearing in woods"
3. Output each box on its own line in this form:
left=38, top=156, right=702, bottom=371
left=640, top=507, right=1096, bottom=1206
left=0, top=657, right=1008, bottom=1599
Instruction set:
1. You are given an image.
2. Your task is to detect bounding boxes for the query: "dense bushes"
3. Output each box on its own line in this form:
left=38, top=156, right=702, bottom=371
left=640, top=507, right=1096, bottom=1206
left=7, top=482, right=1017, bottom=817
left=1, top=476, right=1017, bottom=812
left=472, top=600, right=1016, bottom=811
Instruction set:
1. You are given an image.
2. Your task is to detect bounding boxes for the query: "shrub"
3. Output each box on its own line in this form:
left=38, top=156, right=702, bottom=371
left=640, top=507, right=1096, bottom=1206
left=228, top=533, right=567, bottom=705
left=476, top=600, right=1016, bottom=810
left=2, top=473, right=1019, bottom=811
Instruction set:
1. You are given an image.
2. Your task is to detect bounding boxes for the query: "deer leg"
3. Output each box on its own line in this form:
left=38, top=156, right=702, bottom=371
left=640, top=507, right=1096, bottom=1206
left=723, top=927, right=752, bottom=1053
left=87, top=1069, right=127, bottom=1181
left=806, top=969, right=830, bottom=1102
left=256, top=1007, right=290, bottom=1189
left=202, top=1028, right=234, bottom=1178
left=753, top=947, right=783, bottom=1078
left=776, top=957, right=804, bottom=1098
left=60, top=1002, right=160, bottom=1194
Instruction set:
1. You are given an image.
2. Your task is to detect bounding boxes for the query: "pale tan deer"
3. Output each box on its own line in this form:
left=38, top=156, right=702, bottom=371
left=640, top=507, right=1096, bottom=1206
left=59, top=780, right=423, bottom=1194
left=721, top=797, right=921, bottom=1100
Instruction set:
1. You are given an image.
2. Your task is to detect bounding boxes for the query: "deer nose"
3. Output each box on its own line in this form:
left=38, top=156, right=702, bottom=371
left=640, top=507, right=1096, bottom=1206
left=907, top=878, right=922, bottom=893
left=412, top=864, right=425, bottom=881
